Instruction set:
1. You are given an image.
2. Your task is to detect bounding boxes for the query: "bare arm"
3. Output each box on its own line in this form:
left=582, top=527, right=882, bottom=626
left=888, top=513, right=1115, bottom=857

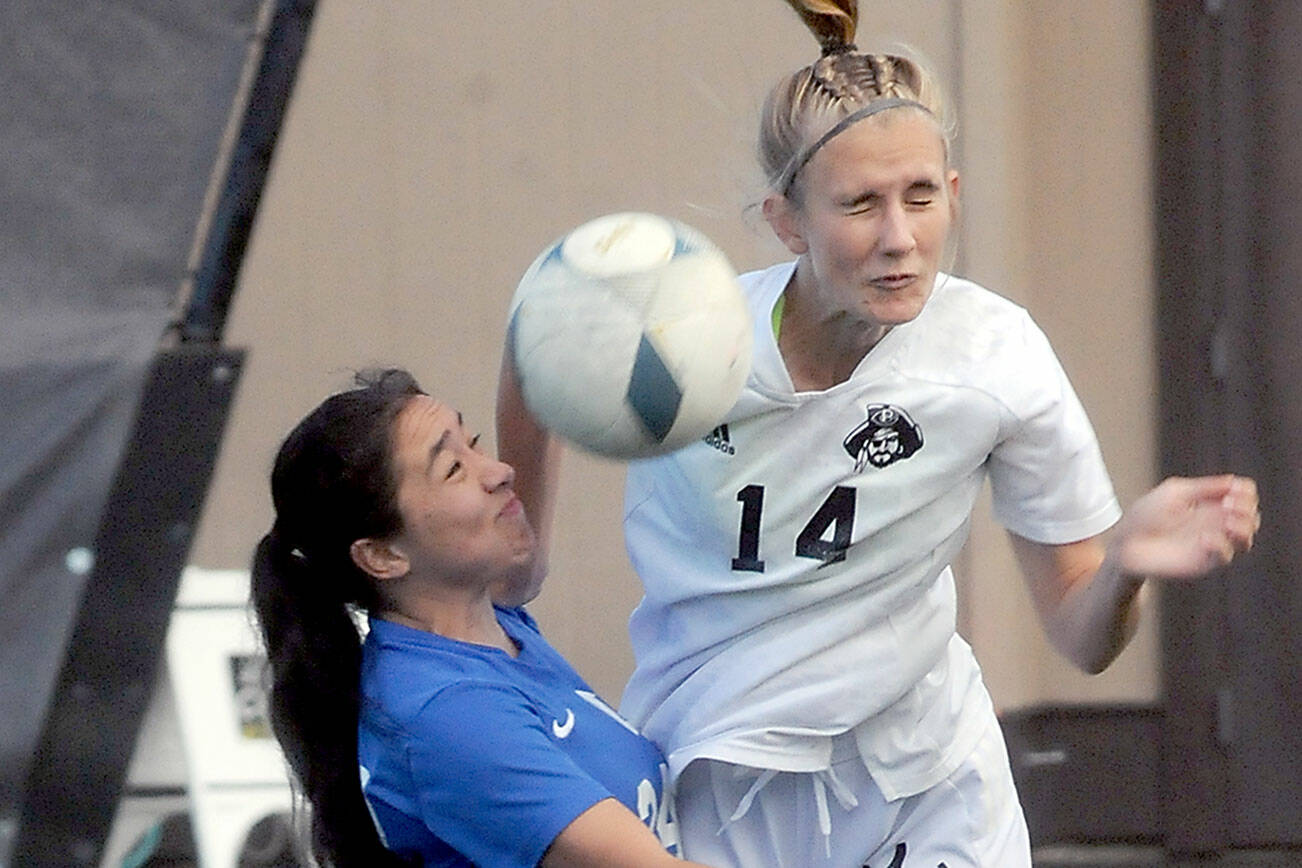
left=541, top=798, right=708, bottom=868
left=1009, top=533, right=1143, bottom=674
left=492, top=344, right=564, bottom=607
left=1011, top=475, right=1260, bottom=674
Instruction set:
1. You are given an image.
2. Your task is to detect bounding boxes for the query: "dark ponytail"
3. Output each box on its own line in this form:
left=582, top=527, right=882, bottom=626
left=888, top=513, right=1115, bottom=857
left=250, top=370, right=422, bottom=867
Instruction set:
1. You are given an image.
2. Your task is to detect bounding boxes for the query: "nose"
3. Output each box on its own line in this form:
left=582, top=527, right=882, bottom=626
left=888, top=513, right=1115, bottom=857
left=879, top=200, right=916, bottom=256
left=479, top=452, right=515, bottom=492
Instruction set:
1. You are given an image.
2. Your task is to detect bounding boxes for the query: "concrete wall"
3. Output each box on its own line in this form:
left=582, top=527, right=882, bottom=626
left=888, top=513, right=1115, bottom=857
left=189, top=0, right=1157, bottom=710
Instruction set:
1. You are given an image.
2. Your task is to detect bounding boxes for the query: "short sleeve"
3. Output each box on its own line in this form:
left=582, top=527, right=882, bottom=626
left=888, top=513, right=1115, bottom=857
left=987, top=316, right=1122, bottom=543
left=404, top=681, right=612, bottom=868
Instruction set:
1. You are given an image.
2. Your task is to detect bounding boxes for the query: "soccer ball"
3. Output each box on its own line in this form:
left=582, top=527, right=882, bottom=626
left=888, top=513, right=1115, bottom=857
left=508, top=212, right=753, bottom=459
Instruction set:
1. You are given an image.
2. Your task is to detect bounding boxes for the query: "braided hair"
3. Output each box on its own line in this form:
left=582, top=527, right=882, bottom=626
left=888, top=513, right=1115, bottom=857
left=760, top=0, right=952, bottom=199
left=250, top=369, right=422, bottom=866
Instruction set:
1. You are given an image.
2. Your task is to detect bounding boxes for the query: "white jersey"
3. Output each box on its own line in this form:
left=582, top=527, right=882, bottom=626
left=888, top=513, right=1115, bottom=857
left=620, top=261, right=1121, bottom=800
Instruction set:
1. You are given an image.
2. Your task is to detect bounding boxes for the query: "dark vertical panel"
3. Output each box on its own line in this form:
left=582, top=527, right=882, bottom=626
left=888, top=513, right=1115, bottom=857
left=1230, top=0, right=1302, bottom=844
left=1155, top=0, right=1302, bottom=851
left=1153, top=0, right=1232, bottom=849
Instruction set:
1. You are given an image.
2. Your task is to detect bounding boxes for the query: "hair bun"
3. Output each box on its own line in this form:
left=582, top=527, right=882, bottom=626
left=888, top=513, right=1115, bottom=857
left=784, top=0, right=859, bottom=57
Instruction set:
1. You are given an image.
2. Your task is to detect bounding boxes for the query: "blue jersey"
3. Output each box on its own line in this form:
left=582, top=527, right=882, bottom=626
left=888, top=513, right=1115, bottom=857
left=358, top=607, right=678, bottom=867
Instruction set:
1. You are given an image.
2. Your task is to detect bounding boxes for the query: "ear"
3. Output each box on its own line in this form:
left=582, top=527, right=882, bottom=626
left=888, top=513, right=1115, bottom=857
left=350, top=537, right=411, bottom=581
left=946, top=169, right=960, bottom=220
left=763, top=194, right=808, bottom=256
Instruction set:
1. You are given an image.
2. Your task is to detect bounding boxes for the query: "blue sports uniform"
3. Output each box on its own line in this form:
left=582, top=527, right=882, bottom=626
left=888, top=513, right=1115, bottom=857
left=359, top=607, right=679, bottom=867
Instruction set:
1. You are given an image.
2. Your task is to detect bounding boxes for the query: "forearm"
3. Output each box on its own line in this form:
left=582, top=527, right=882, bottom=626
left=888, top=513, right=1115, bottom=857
left=1024, top=473, right=1261, bottom=673
left=1050, top=546, right=1147, bottom=674
left=494, top=348, right=563, bottom=603
left=541, top=798, right=708, bottom=868
left=1012, top=534, right=1148, bottom=675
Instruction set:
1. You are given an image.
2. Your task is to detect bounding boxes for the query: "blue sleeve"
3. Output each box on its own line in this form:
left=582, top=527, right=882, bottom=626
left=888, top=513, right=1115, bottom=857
left=406, top=680, right=613, bottom=868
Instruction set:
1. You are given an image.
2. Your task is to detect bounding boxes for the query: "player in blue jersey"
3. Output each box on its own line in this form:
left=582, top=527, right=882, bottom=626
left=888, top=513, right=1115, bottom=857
left=251, top=369, right=705, bottom=867
left=497, top=1, right=1261, bottom=866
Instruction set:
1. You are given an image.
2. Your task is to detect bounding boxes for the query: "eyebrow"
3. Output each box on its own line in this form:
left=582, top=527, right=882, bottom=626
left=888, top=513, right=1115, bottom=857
left=424, top=411, right=464, bottom=475
left=842, top=189, right=882, bottom=208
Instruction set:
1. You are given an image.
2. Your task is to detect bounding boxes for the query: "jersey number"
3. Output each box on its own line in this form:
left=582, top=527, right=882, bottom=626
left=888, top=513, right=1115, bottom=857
left=731, top=485, right=856, bottom=572
left=636, top=763, right=680, bottom=853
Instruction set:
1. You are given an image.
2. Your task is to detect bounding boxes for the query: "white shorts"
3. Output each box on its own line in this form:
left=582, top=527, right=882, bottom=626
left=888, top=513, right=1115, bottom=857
left=674, top=709, right=1030, bottom=867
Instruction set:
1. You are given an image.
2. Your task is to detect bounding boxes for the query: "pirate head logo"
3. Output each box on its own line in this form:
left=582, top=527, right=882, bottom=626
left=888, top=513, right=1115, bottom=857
left=843, top=403, right=923, bottom=472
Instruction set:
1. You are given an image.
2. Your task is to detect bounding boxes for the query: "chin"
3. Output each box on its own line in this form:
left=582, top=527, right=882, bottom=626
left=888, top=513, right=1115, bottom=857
left=871, top=303, right=926, bottom=327
left=493, top=559, right=542, bottom=607
left=874, top=289, right=932, bottom=325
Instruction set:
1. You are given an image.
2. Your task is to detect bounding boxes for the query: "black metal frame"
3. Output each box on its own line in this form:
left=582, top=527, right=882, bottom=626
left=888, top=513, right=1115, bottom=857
left=179, top=0, right=318, bottom=344
left=11, top=347, right=244, bottom=867
left=11, top=1, right=317, bottom=864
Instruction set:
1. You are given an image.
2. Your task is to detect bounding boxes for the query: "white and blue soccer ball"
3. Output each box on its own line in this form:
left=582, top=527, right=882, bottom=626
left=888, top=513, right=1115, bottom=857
left=508, top=212, right=753, bottom=459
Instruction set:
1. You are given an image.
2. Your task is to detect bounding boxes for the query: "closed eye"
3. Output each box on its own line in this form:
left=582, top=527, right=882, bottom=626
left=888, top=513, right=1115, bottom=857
left=843, top=193, right=881, bottom=214
left=906, top=180, right=940, bottom=208
left=445, top=433, right=483, bottom=479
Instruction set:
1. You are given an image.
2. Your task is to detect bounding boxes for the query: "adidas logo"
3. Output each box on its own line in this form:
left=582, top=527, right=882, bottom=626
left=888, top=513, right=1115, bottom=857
left=703, top=424, right=735, bottom=455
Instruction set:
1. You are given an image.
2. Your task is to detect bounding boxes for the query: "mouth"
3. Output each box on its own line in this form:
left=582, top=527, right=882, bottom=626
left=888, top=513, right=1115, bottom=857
left=499, top=494, right=524, bottom=519
left=869, top=272, right=918, bottom=291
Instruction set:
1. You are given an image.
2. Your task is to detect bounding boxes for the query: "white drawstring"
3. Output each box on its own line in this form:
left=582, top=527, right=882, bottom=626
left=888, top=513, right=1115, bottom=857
left=813, top=766, right=859, bottom=857
left=717, top=764, right=860, bottom=859
left=812, top=774, right=832, bottom=856
left=721, top=768, right=777, bottom=831
left=817, top=764, right=860, bottom=811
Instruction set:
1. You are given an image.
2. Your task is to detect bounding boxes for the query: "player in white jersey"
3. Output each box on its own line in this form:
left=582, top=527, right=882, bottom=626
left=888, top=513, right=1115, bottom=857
left=498, top=2, right=1260, bottom=865
left=621, top=263, right=1116, bottom=794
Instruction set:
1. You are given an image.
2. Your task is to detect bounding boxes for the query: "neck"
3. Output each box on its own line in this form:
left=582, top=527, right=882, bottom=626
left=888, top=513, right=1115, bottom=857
left=778, top=264, right=889, bottom=390
left=378, top=583, right=518, bottom=656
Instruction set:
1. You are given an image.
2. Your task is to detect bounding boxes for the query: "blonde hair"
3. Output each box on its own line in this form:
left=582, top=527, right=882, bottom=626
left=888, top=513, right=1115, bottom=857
left=760, top=0, right=953, bottom=198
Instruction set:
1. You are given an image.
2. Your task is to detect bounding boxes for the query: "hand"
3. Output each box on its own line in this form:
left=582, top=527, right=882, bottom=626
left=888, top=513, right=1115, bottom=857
left=1113, top=475, right=1260, bottom=579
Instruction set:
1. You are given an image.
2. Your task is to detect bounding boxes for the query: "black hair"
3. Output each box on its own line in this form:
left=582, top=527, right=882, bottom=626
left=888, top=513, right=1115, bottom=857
left=250, top=368, right=423, bottom=866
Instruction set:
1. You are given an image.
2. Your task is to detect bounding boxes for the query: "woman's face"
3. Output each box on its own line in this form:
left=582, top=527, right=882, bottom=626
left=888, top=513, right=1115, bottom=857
left=385, top=395, right=535, bottom=585
left=772, top=109, right=958, bottom=330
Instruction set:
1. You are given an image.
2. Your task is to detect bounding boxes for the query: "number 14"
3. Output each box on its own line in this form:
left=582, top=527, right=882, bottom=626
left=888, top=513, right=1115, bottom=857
left=731, top=484, right=856, bottom=572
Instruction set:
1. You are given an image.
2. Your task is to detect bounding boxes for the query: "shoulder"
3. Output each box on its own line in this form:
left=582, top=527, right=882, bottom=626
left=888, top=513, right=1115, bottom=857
left=915, top=274, right=1036, bottom=349
left=737, top=260, right=796, bottom=290
left=362, top=621, right=525, bottom=719
left=900, top=275, right=1061, bottom=400
left=737, top=260, right=795, bottom=314
left=729, top=260, right=797, bottom=400
left=369, top=666, right=545, bottom=744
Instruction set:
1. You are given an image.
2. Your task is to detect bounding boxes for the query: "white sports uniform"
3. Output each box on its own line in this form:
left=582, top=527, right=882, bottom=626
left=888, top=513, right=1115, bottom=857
left=620, top=261, right=1121, bottom=864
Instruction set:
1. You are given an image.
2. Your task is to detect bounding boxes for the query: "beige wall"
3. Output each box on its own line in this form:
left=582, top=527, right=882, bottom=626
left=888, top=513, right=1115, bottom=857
left=191, top=0, right=1157, bottom=709
left=955, top=1, right=1158, bottom=709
